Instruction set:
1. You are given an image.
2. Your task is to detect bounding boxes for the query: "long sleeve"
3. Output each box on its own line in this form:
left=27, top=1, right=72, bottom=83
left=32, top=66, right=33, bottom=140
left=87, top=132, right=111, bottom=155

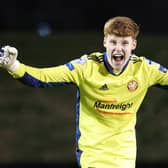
left=144, top=58, right=168, bottom=88
left=9, top=56, right=88, bottom=88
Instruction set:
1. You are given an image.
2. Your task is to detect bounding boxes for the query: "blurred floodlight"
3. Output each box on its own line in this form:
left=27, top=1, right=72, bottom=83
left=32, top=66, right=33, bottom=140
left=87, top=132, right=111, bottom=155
left=37, top=22, right=52, bottom=37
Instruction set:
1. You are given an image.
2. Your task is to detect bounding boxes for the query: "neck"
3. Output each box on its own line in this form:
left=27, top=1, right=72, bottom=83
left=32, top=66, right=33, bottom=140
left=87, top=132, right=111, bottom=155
left=104, top=52, right=131, bottom=76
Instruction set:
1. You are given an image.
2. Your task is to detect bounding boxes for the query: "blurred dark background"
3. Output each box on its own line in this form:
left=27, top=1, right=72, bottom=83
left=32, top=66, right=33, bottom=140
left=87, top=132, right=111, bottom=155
left=0, top=0, right=168, bottom=34
left=0, top=0, right=168, bottom=168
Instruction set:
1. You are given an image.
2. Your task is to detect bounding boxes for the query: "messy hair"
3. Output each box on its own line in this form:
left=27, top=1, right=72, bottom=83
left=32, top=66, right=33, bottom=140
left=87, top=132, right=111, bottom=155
left=104, top=16, right=139, bottom=39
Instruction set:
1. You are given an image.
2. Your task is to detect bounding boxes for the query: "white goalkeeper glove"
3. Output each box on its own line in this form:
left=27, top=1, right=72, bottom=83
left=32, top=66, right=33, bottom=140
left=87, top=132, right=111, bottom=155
left=0, top=46, right=20, bottom=72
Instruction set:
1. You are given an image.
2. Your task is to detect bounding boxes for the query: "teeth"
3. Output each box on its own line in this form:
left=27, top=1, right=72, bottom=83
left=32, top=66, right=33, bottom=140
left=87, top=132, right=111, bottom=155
left=112, top=55, right=124, bottom=61
left=113, top=54, right=122, bottom=57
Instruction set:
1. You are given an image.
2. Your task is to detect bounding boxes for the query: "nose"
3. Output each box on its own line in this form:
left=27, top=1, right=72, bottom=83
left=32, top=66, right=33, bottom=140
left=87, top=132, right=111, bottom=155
left=115, top=44, right=123, bottom=52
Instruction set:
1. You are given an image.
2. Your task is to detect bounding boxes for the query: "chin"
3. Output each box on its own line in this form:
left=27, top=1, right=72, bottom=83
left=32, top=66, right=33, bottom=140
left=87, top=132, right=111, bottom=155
left=114, top=64, right=125, bottom=71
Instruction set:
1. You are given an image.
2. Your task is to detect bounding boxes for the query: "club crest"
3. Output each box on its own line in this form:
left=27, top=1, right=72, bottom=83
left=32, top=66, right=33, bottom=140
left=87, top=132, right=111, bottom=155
left=127, top=80, right=138, bottom=91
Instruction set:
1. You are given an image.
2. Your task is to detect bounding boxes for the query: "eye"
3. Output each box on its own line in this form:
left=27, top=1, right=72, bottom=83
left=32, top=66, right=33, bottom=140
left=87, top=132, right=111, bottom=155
left=122, top=40, right=129, bottom=45
left=110, top=40, right=117, bottom=45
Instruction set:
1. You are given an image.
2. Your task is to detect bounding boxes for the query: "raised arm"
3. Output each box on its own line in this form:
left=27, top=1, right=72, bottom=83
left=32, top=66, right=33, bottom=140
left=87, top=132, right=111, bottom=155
left=0, top=46, right=85, bottom=88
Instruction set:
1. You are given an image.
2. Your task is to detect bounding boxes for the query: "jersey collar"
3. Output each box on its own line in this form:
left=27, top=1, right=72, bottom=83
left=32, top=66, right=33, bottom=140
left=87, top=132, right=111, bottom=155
left=103, top=52, right=130, bottom=76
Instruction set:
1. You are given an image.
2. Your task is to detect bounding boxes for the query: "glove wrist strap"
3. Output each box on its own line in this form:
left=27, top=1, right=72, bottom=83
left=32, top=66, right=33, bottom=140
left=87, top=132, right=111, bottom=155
left=8, top=60, right=20, bottom=72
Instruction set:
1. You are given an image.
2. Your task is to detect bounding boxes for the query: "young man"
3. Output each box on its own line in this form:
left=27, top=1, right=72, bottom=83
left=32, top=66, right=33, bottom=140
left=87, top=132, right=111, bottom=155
left=0, top=16, right=168, bottom=168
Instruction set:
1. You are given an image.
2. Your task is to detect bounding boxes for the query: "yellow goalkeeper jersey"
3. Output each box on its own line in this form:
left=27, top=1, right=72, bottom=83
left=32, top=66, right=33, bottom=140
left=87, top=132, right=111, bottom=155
left=11, top=52, right=168, bottom=168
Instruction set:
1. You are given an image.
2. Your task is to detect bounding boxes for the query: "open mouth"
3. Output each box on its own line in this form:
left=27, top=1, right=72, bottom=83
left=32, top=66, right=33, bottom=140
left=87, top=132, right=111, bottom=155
left=112, top=54, right=124, bottom=62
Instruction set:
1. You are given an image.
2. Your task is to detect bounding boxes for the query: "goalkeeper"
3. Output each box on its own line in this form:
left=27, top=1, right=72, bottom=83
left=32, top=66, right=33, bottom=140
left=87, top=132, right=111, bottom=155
left=1, top=16, right=168, bottom=168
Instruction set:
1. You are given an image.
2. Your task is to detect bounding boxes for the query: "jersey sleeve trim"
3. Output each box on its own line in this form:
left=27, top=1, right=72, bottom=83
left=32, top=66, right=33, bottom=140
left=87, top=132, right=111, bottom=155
left=65, top=63, right=75, bottom=71
left=9, top=63, right=26, bottom=78
left=17, top=72, right=72, bottom=88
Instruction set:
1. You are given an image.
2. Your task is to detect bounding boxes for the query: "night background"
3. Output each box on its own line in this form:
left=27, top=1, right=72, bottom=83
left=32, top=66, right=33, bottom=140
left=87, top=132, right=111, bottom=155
left=0, top=0, right=168, bottom=168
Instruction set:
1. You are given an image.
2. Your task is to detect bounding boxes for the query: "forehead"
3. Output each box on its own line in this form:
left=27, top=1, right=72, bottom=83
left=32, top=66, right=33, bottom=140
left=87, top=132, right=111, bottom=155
left=105, top=34, right=134, bottom=42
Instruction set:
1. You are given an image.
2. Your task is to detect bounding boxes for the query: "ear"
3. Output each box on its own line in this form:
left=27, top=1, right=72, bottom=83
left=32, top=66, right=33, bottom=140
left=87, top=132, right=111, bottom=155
left=132, top=39, right=137, bottom=50
left=103, top=37, right=107, bottom=47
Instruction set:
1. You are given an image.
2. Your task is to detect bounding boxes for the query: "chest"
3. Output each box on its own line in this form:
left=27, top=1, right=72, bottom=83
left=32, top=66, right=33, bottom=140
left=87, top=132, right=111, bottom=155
left=82, top=72, right=146, bottom=99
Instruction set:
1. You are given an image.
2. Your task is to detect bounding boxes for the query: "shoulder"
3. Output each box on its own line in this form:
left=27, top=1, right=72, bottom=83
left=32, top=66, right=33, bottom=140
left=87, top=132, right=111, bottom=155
left=130, top=54, right=160, bottom=67
left=130, top=54, right=154, bottom=66
left=130, top=54, right=160, bottom=65
left=70, top=52, right=104, bottom=65
left=65, top=52, right=103, bottom=71
left=86, top=52, right=104, bottom=63
left=130, top=54, right=167, bottom=73
left=130, top=54, right=145, bottom=63
left=69, top=52, right=104, bottom=65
